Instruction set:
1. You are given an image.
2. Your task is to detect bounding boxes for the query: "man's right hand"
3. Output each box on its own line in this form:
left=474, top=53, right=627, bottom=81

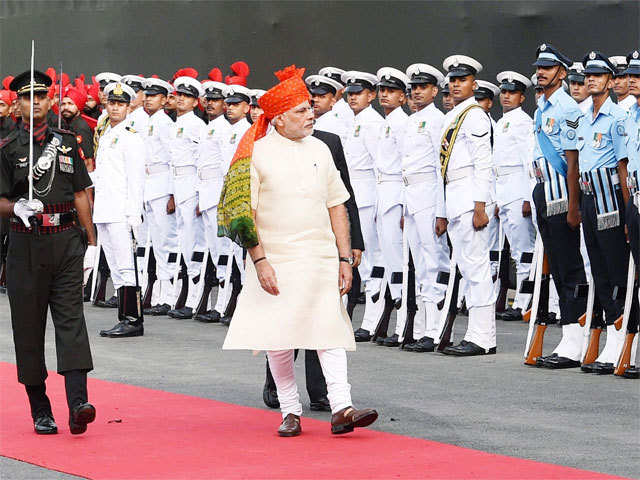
left=256, top=260, right=279, bottom=296
left=166, top=195, right=176, bottom=214
left=352, top=249, right=362, bottom=268
left=435, top=217, right=448, bottom=237
left=13, top=199, right=44, bottom=227
left=567, top=207, right=581, bottom=230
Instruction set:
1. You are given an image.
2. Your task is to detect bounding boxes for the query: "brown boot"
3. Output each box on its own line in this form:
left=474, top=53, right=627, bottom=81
left=331, top=406, right=378, bottom=434
left=277, top=413, right=301, bottom=437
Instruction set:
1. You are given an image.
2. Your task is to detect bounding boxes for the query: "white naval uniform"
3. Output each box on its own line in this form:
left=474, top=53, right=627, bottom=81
left=314, top=109, right=347, bottom=145
left=93, top=121, right=146, bottom=289
left=169, top=110, right=207, bottom=309
left=376, top=106, right=407, bottom=303
left=143, top=109, right=179, bottom=306
left=197, top=115, right=231, bottom=298
left=494, top=107, right=536, bottom=311
left=214, top=117, right=251, bottom=314
left=332, top=97, right=355, bottom=134
left=401, top=102, right=450, bottom=340
left=343, top=105, right=385, bottom=333
left=441, top=96, right=497, bottom=350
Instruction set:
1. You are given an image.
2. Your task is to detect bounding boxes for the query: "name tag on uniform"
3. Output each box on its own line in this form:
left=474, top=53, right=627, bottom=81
left=229, top=133, right=237, bottom=144
left=148, top=125, right=154, bottom=136
left=58, top=155, right=74, bottom=173
left=354, top=125, right=361, bottom=137
left=417, top=121, right=426, bottom=133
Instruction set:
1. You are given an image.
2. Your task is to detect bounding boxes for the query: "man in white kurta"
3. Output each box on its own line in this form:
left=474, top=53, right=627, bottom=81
left=222, top=70, right=377, bottom=437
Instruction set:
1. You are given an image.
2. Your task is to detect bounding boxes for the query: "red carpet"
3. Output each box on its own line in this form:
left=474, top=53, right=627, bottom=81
left=0, top=362, right=629, bottom=480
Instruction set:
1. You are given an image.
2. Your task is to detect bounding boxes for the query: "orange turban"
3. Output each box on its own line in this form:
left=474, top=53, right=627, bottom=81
left=217, top=65, right=310, bottom=248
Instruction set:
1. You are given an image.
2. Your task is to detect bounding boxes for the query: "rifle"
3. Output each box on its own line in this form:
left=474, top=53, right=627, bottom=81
left=142, top=247, right=157, bottom=309
left=578, top=273, right=598, bottom=364
left=195, top=250, right=216, bottom=316
left=57, top=62, right=62, bottom=129
left=523, top=236, right=552, bottom=365
left=396, top=227, right=410, bottom=344
left=435, top=258, right=462, bottom=352
left=492, top=224, right=511, bottom=313
left=614, top=257, right=637, bottom=376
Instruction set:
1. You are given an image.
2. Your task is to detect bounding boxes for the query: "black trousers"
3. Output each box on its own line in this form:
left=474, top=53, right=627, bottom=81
left=581, top=193, right=629, bottom=324
left=626, top=198, right=640, bottom=334
left=265, top=350, right=327, bottom=401
left=7, top=228, right=93, bottom=385
left=533, top=184, right=587, bottom=325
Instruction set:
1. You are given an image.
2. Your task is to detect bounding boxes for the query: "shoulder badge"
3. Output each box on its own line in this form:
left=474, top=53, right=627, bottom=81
left=616, top=123, right=626, bottom=136
left=76, top=134, right=83, bottom=145
left=126, top=126, right=137, bottom=134
left=57, top=145, right=72, bottom=154
left=566, top=130, right=576, bottom=140
left=565, top=118, right=579, bottom=129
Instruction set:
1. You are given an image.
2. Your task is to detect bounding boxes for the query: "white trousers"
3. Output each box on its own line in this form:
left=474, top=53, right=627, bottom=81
left=175, top=196, right=206, bottom=278
left=358, top=205, right=384, bottom=293
left=447, top=208, right=497, bottom=349
left=267, top=348, right=352, bottom=418
left=404, top=205, right=450, bottom=303
left=96, top=222, right=135, bottom=290
left=146, top=196, right=179, bottom=281
left=376, top=198, right=403, bottom=300
left=498, top=199, right=536, bottom=310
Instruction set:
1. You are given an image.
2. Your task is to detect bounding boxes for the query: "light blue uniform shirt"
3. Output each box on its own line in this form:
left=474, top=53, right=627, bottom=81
left=576, top=97, right=628, bottom=172
left=626, top=101, right=640, bottom=174
left=533, top=87, right=582, bottom=167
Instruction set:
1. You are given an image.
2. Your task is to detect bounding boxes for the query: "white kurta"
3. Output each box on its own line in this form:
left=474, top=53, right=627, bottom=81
left=223, top=130, right=355, bottom=351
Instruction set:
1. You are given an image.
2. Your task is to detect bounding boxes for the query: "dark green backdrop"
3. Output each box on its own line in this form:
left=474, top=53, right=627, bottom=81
left=1, top=0, right=638, bottom=113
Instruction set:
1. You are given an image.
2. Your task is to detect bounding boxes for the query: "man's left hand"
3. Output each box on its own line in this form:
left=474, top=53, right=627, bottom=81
left=352, top=249, right=362, bottom=268
left=339, top=261, right=352, bottom=296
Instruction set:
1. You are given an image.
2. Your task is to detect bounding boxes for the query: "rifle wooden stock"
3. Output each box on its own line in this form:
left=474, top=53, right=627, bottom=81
left=583, top=328, right=602, bottom=365
left=614, top=314, right=623, bottom=331
left=614, top=333, right=636, bottom=376
left=522, top=309, right=531, bottom=323
left=578, top=313, right=586, bottom=327
left=524, top=324, right=547, bottom=365
left=436, top=268, right=461, bottom=352
left=373, top=287, right=394, bottom=340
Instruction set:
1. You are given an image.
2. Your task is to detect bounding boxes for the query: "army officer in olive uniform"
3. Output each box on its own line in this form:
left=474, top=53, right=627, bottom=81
left=0, top=70, right=97, bottom=436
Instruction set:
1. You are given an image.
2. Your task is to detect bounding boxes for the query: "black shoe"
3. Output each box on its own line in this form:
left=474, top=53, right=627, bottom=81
left=263, top=382, right=279, bottom=409
left=535, top=353, right=558, bottom=368
left=591, top=362, right=614, bottom=375
left=393, top=298, right=402, bottom=310
left=401, top=341, right=418, bottom=352
left=95, top=295, right=118, bottom=308
left=546, top=312, right=558, bottom=325
left=412, top=336, right=436, bottom=352
left=194, top=311, right=220, bottom=323
left=99, top=320, right=143, bottom=338
left=144, top=304, right=171, bottom=316
left=33, top=412, right=57, bottom=435
left=623, top=366, right=639, bottom=379
left=544, top=356, right=581, bottom=369
left=220, top=314, right=232, bottom=326
left=309, top=397, right=331, bottom=412
left=381, top=334, right=400, bottom=347
left=354, top=328, right=371, bottom=342
left=442, top=340, right=496, bottom=356
left=69, top=402, right=96, bottom=435
left=168, top=307, right=193, bottom=319
left=499, top=307, right=522, bottom=322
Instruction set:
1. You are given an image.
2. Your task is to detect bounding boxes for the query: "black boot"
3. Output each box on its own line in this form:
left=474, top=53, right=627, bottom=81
left=64, top=370, right=96, bottom=435
left=25, top=383, right=57, bottom=434
left=100, top=286, right=144, bottom=337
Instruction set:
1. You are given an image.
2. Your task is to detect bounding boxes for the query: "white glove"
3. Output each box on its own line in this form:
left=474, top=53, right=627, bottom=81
left=13, top=198, right=44, bottom=227
left=83, top=245, right=97, bottom=287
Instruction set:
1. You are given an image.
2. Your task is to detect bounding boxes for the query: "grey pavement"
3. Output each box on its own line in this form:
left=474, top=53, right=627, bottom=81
left=0, top=289, right=638, bottom=479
